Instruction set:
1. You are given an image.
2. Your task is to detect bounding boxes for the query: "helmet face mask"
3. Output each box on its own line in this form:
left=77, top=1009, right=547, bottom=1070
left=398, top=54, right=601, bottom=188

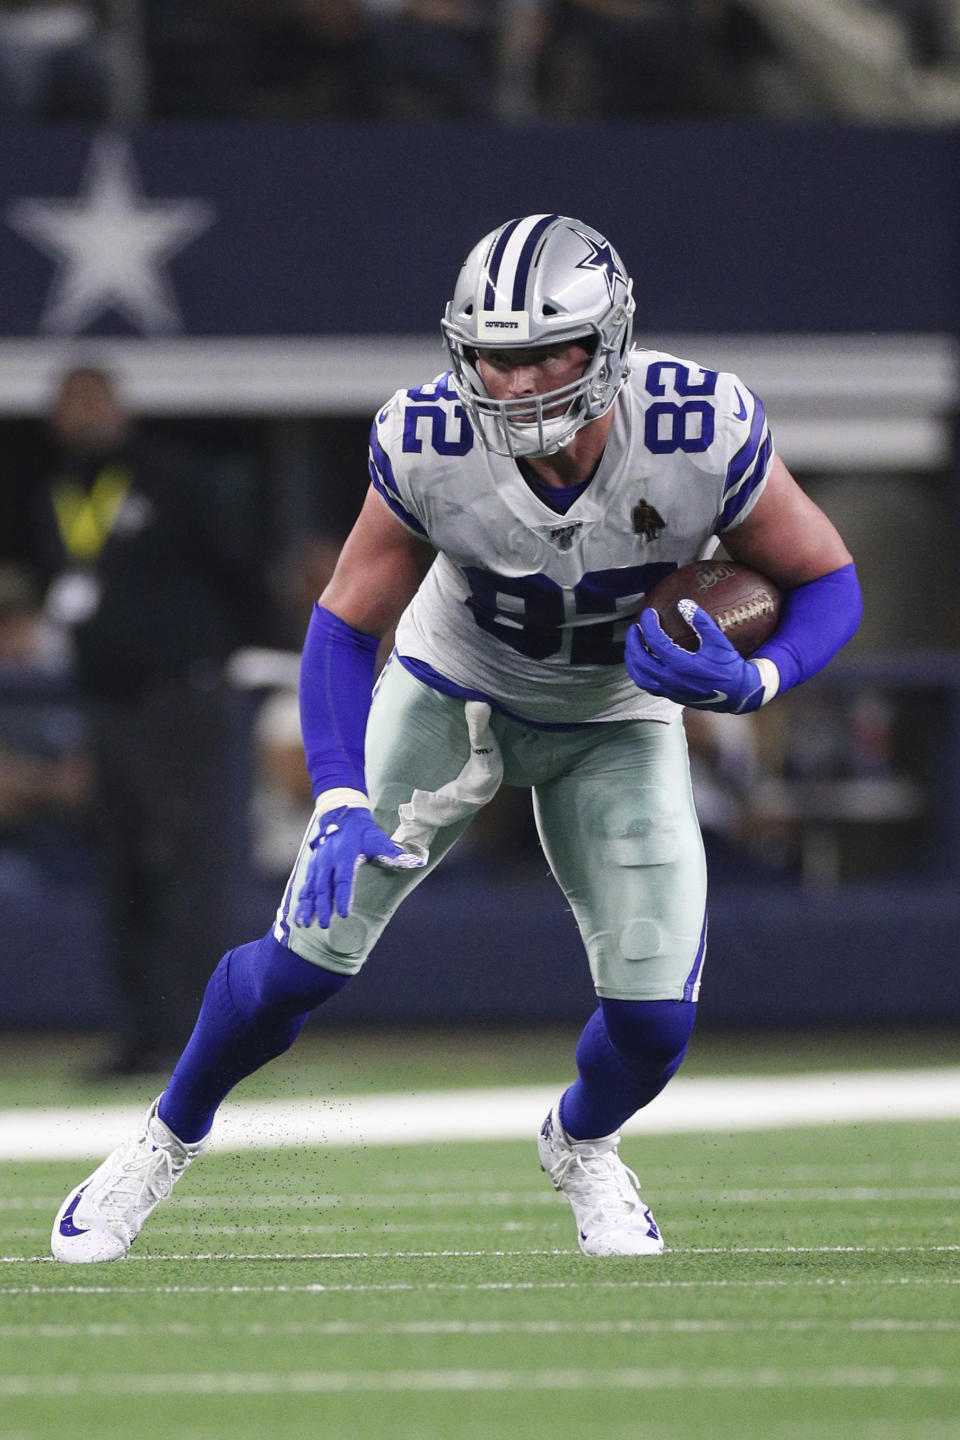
left=441, top=214, right=635, bottom=459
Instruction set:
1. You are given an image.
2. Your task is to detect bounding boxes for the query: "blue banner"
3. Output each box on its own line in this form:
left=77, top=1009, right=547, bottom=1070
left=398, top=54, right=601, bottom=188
left=0, top=122, right=954, bottom=339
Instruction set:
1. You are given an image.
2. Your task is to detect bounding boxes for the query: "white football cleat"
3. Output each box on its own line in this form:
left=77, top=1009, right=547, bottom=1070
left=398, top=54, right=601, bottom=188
left=538, top=1102, right=664, bottom=1257
left=51, top=1097, right=207, bottom=1263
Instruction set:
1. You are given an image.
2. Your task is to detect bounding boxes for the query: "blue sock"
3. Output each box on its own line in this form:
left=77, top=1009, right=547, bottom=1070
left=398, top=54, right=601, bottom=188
left=559, top=998, right=696, bottom=1141
left=158, top=934, right=349, bottom=1142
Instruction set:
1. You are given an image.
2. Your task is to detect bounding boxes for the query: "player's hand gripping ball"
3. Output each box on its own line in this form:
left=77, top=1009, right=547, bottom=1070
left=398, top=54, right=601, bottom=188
left=624, top=560, right=782, bottom=714
left=643, top=560, right=781, bottom=655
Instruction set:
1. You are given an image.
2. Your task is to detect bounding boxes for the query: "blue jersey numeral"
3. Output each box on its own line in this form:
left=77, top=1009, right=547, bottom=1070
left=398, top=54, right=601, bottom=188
left=462, top=563, right=676, bottom=664
left=644, top=400, right=715, bottom=455
left=402, top=404, right=473, bottom=456
left=463, top=568, right=565, bottom=660
left=405, top=375, right=460, bottom=404
left=645, top=361, right=717, bottom=397
left=402, top=377, right=474, bottom=456
left=570, top=563, right=675, bottom=663
left=643, top=360, right=717, bottom=456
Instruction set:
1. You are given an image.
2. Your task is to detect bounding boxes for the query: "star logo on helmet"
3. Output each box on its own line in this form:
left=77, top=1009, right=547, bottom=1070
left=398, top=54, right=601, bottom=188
left=572, top=231, right=626, bottom=303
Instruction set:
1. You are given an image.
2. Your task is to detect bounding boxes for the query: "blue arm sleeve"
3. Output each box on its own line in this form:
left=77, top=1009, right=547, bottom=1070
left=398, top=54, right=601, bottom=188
left=752, top=561, right=863, bottom=694
left=298, top=603, right=379, bottom=799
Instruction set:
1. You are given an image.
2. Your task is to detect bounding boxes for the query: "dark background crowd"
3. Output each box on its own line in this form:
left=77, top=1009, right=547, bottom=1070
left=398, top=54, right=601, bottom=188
left=3, top=1, right=960, bottom=125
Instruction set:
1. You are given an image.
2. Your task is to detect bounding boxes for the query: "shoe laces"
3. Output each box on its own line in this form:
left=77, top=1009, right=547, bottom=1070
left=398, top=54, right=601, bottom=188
left=98, top=1137, right=180, bottom=1223
left=552, top=1147, right=643, bottom=1224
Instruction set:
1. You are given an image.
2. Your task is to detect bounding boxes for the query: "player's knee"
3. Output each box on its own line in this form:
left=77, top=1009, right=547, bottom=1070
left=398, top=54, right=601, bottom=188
left=225, top=934, right=350, bottom=1019
left=600, top=997, right=696, bottom=1077
left=286, top=913, right=371, bottom=975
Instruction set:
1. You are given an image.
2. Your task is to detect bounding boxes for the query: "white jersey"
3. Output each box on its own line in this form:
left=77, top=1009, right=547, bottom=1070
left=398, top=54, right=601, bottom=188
left=368, top=347, right=774, bottom=726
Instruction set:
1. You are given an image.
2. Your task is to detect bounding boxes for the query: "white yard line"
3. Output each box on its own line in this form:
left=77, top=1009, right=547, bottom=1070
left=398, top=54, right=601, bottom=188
left=4, top=1317, right=960, bottom=1340
left=2, top=1067, right=959, bottom=1161
left=4, top=1276, right=960, bottom=1296
left=12, top=1240, right=960, bottom=1262
left=0, top=1365, right=956, bottom=1397
left=7, top=1243, right=960, bottom=1266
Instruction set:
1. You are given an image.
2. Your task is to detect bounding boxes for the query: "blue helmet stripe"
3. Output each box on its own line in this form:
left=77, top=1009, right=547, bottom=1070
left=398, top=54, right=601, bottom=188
left=482, top=217, right=524, bottom=311
left=510, top=213, right=560, bottom=311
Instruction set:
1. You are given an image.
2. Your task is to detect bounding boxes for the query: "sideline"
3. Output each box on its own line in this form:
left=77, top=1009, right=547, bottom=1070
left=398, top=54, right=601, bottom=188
left=2, top=1067, right=959, bottom=1161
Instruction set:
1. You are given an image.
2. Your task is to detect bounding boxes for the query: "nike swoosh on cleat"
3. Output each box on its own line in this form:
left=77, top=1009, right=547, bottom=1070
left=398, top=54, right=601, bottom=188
left=732, top=387, right=747, bottom=421
left=58, top=1186, right=91, bottom=1237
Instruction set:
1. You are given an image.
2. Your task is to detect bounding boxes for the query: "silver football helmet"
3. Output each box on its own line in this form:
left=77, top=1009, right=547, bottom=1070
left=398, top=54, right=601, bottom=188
left=441, top=214, right=635, bottom=458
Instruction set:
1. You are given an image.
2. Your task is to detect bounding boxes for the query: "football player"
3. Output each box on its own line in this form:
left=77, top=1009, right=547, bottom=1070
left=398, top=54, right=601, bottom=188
left=52, top=214, right=861, bottom=1261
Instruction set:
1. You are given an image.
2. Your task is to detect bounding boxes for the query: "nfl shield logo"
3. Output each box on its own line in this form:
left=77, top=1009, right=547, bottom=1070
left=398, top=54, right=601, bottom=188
left=545, top=522, right=582, bottom=551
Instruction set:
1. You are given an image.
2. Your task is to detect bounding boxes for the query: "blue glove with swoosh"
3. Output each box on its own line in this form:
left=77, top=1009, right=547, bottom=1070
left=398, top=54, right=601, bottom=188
left=625, top=600, right=775, bottom=715
left=295, top=803, right=425, bottom=930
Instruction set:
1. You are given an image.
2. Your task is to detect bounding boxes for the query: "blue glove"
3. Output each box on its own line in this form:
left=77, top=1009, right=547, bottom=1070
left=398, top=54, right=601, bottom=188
left=295, top=805, right=425, bottom=929
left=624, top=602, right=770, bottom=715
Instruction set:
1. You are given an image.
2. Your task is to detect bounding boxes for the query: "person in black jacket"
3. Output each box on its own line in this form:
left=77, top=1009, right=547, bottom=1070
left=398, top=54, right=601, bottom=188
left=33, top=364, right=266, bottom=1075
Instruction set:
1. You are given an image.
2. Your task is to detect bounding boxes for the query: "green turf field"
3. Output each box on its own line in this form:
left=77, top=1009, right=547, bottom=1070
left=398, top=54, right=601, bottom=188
left=1, top=1032, right=958, bottom=1440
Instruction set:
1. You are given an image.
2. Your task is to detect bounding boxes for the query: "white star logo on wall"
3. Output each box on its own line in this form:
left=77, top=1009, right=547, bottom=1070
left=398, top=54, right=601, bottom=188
left=6, top=133, right=215, bottom=335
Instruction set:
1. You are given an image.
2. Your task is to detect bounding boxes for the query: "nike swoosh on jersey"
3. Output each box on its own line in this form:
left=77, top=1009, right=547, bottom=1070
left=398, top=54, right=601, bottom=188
left=732, top=388, right=748, bottom=422
left=58, top=1186, right=90, bottom=1236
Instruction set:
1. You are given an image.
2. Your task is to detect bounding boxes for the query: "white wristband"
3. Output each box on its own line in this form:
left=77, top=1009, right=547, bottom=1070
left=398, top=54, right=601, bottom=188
left=314, top=787, right=369, bottom=817
left=751, top=657, right=781, bottom=706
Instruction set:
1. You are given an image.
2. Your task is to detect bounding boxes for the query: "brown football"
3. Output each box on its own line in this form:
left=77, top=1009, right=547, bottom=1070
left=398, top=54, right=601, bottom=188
left=644, top=560, right=781, bottom=656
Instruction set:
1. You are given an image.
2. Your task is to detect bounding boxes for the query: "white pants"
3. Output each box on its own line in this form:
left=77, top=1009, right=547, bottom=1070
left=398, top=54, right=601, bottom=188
left=275, top=658, right=708, bottom=1002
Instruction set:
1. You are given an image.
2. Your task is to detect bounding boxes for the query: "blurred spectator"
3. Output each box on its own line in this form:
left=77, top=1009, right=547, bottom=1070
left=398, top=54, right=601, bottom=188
left=244, top=532, right=340, bottom=880
left=0, top=0, right=111, bottom=118
left=493, top=0, right=549, bottom=119
left=248, top=685, right=313, bottom=879
left=146, top=0, right=377, bottom=119
left=287, top=1, right=380, bottom=118
left=18, top=0, right=960, bottom=122
left=0, top=560, right=71, bottom=674
left=147, top=0, right=497, bottom=120
left=0, top=561, right=92, bottom=893
left=29, top=364, right=269, bottom=1075
left=145, top=0, right=294, bottom=119
left=270, top=530, right=346, bottom=650
left=889, top=0, right=960, bottom=62
left=539, top=1, right=769, bottom=119
left=737, top=0, right=960, bottom=122
left=113, top=0, right=960, bottom=121
left=360, top=0, right=495, bottom=118
left=681, top=706, right=788, bottom=879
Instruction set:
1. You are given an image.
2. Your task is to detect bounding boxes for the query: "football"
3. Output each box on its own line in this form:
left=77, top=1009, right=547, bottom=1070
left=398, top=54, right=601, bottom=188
left=643, top=559, right=781, bottom=656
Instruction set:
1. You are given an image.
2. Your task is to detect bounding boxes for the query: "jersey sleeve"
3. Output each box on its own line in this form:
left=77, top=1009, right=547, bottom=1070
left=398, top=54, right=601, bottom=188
left=712, top=372, right=775, bottom=534
left=367, top=391, right=430, bottom=538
